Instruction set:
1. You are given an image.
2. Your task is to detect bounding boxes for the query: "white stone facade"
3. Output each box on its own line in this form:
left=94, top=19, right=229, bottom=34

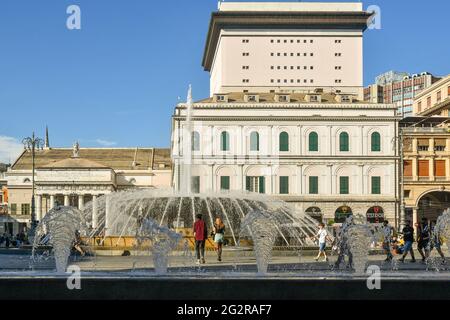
left=172, top=97, right=400, bottom=223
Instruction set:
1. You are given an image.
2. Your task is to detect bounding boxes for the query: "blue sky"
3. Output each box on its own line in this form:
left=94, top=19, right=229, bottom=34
left=0, top=0, right=449, bottom=163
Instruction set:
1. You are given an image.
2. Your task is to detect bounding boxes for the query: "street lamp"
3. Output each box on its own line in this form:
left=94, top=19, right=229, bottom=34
left=22, top=132, right=44, bottom=238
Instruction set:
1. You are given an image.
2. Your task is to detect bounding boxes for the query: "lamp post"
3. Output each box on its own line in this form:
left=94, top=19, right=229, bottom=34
left=22, top=132, right=44, bottom=238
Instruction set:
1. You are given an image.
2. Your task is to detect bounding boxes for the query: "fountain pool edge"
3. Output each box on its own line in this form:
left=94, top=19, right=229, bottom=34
left=0, top=276, right=448, bottom=300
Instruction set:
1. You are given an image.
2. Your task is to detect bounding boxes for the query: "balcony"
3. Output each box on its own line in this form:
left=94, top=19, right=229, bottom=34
left=402, top=127, right=449, bottom=133
left=404, top=176, right=450, bottom=182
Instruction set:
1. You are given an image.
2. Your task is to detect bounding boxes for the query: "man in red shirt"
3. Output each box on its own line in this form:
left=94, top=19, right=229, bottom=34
left=193, top=214, right=208, bottom=264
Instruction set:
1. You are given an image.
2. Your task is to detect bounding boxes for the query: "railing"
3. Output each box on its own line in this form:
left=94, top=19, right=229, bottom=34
left=402, top=127, right=449, bottom=133
left=405, top=176, right=450, bottom=182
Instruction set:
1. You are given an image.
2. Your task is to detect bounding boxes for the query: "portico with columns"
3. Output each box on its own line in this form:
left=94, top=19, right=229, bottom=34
left=34, top=156, right=116, bottom=228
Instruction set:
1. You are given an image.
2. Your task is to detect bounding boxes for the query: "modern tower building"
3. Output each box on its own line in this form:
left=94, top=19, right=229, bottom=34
left=364, top=71, right=441, bottom=117
left=203, top=2, right=372, bottom=99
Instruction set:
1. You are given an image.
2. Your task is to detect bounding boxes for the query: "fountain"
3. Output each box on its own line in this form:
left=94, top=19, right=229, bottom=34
left=345, top=224, right=372, bottom=274
left=135, top=217, right=182, bottom=274
left=32, top=206, right=86, bottom=273
left=334, top=216, right=373, bottom=274
left=434, top=208, right=450, bottom=256
left=239, top=210, right=278, bottom=274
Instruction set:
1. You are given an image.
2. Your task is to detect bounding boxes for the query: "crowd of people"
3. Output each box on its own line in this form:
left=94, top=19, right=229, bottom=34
left=310, top=217, right=447, bottom=268
left=0, top=231, right=28, bottom=248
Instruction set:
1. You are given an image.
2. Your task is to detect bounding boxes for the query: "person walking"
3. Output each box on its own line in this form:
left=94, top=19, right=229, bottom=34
left=382, top=220, right=393, bottom=262
left=311, top=223, right=331, bottom=262
left=417, top=218, right=430, bottom=262
left=5, top=233, right=10, bottom=249
left=399, top=221, right=416, bottom=263
left=212, top=217, right=225, bottom=262
left=193, top=214, right=208, bottom=264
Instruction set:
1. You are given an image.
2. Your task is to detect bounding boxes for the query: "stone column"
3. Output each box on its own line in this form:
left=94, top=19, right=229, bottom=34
left=64, top=195, right=70, bottom=207
left=239, top=164, right=244, bottom=191
left=50, top=195, right=55, bottom=209
left=36, top=195, right=42, bottom=221
left=413, top=207, right=419, bottom=235
left=412, top=158, right=418, bottom=181
left=92, top=195, right=98, bottom=229
left=105, top=194, right=111, bottom=236
left=210, top=164, right=214, bottom=191
left=429, top=156, right=435, bottom=181
left=268, top=126, right=273, bottom=154
left=360, top=126, right=364, bottom=156
left=412, top=138, right=418, bottom=153
left=329, top=126, right=333, bottom=155
left=360, top=164, right=365, bottom=194
left=429, top=138, right=435, bottom=153
left=78, top=194, right=84, bottom=211
left=296, top=165, right=302, bottom=194
left=446, top=158, right=450, bottom=179
left=238, top=125, right=243, bottom=156
left=328, top=165, right=333, bottom=195
left=210, top=126, right=214, bottom=157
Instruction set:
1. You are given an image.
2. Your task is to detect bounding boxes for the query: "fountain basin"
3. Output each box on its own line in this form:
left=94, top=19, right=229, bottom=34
left=0, top=275, right=449, bottom=300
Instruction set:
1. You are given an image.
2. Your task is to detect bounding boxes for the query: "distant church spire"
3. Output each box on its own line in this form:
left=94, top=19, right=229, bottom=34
left=44, top=125, right=50, bottom=149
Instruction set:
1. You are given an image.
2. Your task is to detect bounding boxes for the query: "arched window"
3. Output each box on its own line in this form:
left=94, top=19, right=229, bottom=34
left=306, top=207, right=323, bottom=223
left=220, top=131, right=230, bottom=151
left=366, top=206, right=384, bottom=223
left=191, top=131, right=200, bottom=151
left=279, top=132, right=289, bottom=151
left=250, top=131, right=259, bottom=151
left=371, top=132, right=381, bottom=152
left=335, top=205, right=352, bottom=223
left=339, top=132, right=349, bottom=151
left=308, top=132, right=318, bottom=151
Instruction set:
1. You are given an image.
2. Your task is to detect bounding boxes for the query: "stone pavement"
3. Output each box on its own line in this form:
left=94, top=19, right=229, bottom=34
left=0, top=249, right=447, bottom=273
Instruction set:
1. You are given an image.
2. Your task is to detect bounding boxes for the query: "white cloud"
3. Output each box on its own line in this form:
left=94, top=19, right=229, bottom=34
left=0, top=136, right=24, bottom=164
left=95, top=139, right=117, bottom=147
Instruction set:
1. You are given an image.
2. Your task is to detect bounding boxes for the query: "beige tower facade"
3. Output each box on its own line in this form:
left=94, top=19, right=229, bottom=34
left=203, top=2, right=371, bottom=99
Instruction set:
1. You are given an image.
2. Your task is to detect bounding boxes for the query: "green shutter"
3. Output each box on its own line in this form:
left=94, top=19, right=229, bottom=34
left=371, top=132, right=381, bottom=152
left=280, top=176, right=289, bottom=194
left=339, top=176, right=349, bottom=194
left=279, top=132, right=289, bottom=151
left=246, top=176, right=251, bottom=191
left=309, top=132, right=318, bottom=151
left=221, top=131, right=229, bottom=151
left=259, top=176, right=265, bottom=194
left=191, top=176, right=200, bottom=193
left=192, top=131, right=200, bottom=151
left=339, top=132, right=349, bottom=151
left=220, top=176, right=230, bottom=190
left=309, top=176, right=318, bottom=194
left=250, top=132, right=259, bottom=151
left=372, top=176, right=381, bottom=194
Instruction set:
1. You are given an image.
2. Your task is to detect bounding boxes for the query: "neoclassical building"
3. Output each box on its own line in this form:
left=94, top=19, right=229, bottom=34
left=5, top=143, right=171, bottom=234
left=172, top=92, right=400, bottom=224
